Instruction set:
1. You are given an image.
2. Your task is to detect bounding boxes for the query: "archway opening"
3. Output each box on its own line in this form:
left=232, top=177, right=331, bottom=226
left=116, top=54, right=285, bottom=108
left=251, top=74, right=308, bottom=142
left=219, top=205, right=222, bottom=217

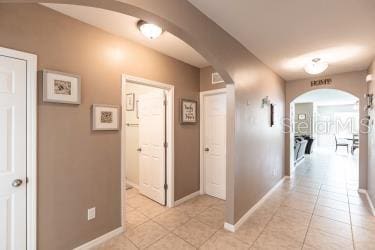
left=289, top=89, right=360, bottom=189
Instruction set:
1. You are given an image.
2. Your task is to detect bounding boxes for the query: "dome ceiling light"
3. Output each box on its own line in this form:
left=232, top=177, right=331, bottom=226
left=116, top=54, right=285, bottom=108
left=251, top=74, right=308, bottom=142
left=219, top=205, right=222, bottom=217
left=137, top=20, right=163, bottom=39
left=304, top=58, right=329, bottom=75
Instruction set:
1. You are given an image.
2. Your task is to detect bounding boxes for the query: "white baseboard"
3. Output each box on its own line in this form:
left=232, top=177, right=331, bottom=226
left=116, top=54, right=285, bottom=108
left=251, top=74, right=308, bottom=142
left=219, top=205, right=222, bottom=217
left=174, top=191, right=200, bottom=206
left=224, top=222, right=235, bottom=232
left=358, top=189, right=375, bottom=216
left=126, top=180, right=139, bottom=189
left=223, top=176, right=287, bottom=232
left=73, top=227, right=124, bottom=250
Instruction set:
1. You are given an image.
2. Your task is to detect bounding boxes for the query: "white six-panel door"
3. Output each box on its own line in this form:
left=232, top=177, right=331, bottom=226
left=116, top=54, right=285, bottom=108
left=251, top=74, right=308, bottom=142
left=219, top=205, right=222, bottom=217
left=138, top=91, right=166, bottom=205
left=203, top=93, right=226, bottom=200
left=0, top=55, right=27, bottom=250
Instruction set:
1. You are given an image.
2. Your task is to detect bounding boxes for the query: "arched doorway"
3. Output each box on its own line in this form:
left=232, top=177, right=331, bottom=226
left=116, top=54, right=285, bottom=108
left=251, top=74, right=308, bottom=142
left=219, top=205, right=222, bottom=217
left=289, top=89, right=360, bottom=188
left=285, top=71, right=369, bottom=191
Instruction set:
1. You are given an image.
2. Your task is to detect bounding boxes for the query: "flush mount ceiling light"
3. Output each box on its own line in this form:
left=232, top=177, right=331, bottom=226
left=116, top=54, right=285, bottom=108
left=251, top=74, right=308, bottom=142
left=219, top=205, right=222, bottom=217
left=137, top=20, right=163, bottom=39
left=304, top=58, right=329, bottom=75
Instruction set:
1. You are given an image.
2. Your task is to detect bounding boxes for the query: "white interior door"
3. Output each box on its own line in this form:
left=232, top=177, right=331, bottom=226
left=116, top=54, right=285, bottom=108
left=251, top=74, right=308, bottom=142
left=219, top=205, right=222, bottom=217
left=138, top=91, right=166, bottom=205
left=0, top=55, right=27, bottom=250
left=203, top=93, right=226, bottom=200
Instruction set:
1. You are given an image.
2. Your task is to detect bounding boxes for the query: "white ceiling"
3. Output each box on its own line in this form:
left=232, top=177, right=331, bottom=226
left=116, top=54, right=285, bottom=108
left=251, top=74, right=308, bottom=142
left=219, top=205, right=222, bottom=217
left=42, top=4, right=209, bottom=68
left=294, top=89, right=358, bottom=105
left=188, top=0, right=375, bottom=80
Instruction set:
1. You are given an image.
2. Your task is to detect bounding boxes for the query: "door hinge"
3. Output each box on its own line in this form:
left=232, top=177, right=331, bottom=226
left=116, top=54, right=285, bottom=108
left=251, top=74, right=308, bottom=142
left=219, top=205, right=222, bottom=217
left=163, top=100, right=167, bottom=106
left=164, top=142, right=168, bottom=148
left=164, top=183, right=168, bottom=190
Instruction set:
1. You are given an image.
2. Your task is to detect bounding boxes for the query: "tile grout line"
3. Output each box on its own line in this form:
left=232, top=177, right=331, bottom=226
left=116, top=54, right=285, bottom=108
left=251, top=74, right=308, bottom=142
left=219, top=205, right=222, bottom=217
left=171, top=202, right=224, bottom=248
left=247, top=185, right=293, bottom=249
left=347, top=187, right=356, bottom=250
left=301, top=182, right=322, bottom=249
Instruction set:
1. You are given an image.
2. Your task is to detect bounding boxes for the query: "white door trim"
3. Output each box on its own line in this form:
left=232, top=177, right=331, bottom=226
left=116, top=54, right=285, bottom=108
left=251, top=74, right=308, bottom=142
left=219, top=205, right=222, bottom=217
left=121, top=75, right=175, bottom=229
left=199, top=88, right=227, bottom=195
left=0, top=47, right=37, bottom=250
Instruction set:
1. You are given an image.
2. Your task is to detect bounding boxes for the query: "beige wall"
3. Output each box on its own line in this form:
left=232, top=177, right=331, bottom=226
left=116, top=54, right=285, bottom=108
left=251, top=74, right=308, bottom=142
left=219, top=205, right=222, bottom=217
left=125, top=83, right=163, bottom=186
left=200, top=66, right=226, bottom=91
left=295, top=103, right=314, bottom=136
left=233, top=70, right=285, bottom=222
left=7, top=0, right=287, bottom=242
left=368, top=59, right=375, bottom=204
left=285, top=71, right=368, bottom=189
left=0, top=4, right=200, bottom=249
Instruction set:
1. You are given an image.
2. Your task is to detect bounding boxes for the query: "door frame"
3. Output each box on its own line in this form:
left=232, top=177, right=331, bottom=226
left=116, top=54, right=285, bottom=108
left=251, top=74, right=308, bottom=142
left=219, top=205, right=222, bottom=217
left=199, top=88, right=227, bottom=195
left=0, top=47, right=37, bottom=250
left=121, top=75, right=175, bottom=227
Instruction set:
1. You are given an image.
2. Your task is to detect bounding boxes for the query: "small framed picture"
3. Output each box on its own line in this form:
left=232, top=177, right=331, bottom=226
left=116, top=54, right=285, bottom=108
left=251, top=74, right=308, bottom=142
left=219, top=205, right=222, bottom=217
left=126, top=93, right=135, bottom=111
left=181, top=99, right=198, bottom=124
left=43, top=69, right=81, bottom=104
left=92, top=104, right=120, bottom=130
left=298, top=114, right=306, bottom=120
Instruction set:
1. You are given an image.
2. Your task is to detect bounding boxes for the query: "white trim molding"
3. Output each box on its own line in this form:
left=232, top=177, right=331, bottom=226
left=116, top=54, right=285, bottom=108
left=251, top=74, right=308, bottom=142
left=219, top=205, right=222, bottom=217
left=73, top=227, right=124, bottom=250
left=358, top=189, right=375, bottom=216
left=121, top=74, right=175, bottom=219
left=174, top=191, right=200, bottom=206
left=126, top=180, right=139, bottom=190
left=199, top=88, right=227, bottom=195
left=224, top=176, right=288, bottom=232
left=0, top=47, right=38, bottom=250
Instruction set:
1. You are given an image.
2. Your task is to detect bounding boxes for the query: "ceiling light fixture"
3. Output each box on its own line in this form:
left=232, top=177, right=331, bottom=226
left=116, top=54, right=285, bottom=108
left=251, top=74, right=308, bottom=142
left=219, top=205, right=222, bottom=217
left=137, top=20, right=163, bottom=39
left=304, top=58, right=328, bottom=75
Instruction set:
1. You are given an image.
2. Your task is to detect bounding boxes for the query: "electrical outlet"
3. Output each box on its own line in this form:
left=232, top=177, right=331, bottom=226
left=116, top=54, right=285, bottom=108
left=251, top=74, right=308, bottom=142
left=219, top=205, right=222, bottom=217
left=88, top=207, right=96, bottom=221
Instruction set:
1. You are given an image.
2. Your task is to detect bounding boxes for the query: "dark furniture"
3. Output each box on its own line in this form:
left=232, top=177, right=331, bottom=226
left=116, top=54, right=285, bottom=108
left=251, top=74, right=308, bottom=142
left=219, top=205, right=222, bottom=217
left=335, top=135, right=349, bottom=153
left=301, top=135, right=314, bottom=154
left=294, top=137, right=308, bottom=163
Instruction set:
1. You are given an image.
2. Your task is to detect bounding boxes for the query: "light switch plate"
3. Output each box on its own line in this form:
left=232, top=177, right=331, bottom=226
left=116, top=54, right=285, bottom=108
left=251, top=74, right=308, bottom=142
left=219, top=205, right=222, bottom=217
left=88, top=207, right=96, bottom=221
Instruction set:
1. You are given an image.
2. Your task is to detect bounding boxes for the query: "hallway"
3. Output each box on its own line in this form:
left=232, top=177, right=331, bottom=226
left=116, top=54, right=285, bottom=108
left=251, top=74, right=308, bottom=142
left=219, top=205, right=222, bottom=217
left=97, top=149, right=375, bottom=249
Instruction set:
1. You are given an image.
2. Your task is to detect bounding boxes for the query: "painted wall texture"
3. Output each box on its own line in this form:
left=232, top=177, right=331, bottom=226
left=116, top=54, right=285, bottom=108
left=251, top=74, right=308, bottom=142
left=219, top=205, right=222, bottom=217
left=4, top=0, right=287, bottom=246
left=368, top=59, right=375, bottom=205
left=200, top=66, right=226, bottom=91
left=295, top=103, right=314, bottom=136
left=286, top=71, right=368, bottom=189
left=0, top=4, right=200, bottom=249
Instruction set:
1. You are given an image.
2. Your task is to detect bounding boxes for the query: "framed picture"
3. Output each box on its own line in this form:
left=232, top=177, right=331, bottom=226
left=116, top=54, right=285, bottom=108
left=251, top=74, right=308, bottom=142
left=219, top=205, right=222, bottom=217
left=43, top=69, right=81, bottom=104
left=270, top=103, right=275, bottom=127
left=298, top=114, right=306, bottom=120
left=92, top=104, right=120, bottom=130
left=181, top=99, right=198, bottom=124
left=126, top=93, right=135, bottom=111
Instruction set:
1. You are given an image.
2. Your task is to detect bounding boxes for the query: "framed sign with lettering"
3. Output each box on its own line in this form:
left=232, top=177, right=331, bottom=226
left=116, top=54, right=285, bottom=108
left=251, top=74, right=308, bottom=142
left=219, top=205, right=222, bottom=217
left=311, top=78, right=332, bottom=87
left=180, top=99, right=198, bottom=124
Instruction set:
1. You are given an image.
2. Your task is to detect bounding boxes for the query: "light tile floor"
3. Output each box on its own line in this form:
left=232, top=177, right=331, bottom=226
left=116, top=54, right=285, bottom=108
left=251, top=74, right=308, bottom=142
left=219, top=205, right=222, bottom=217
left=97, top=148, right=375, bottom=249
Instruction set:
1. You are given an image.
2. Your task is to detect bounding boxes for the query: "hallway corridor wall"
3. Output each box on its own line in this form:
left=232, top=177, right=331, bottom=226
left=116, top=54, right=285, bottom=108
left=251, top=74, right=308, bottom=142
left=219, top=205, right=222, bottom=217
left=368, top=59, right=375, bottom=205
left=0, top=4, right=200, bottom=249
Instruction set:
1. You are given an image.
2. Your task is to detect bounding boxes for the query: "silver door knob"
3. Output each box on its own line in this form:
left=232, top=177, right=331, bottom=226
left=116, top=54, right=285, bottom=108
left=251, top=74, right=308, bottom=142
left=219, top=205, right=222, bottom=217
left=12, top=179, right=23, bottom=187
left=204, top=148, right=210, bottom=152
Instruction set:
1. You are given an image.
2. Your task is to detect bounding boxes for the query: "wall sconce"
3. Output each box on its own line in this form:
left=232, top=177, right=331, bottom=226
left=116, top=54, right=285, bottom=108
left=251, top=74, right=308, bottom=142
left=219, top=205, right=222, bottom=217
left=364, top=93, right=373, bottom=111
left=262, top=96, right=271, bottom=108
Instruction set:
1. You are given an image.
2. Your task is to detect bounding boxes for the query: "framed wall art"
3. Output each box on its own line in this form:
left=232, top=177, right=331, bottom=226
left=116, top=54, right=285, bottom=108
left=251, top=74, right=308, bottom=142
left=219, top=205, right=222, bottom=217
left=43, top=69, right=81, bottom=104
left=92, top=104, right=120, bottom=130
left=180, top=99, right=198, bottom=124
left=298, top=114, right=306, bottom=120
